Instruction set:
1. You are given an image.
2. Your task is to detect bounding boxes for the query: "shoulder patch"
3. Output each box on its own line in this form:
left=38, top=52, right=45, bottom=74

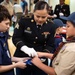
left=15, top=23, right=19, bottom=29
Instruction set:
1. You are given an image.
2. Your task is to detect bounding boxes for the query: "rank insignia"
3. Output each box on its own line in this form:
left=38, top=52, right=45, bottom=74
left=15, top=23, right=19, bottom=29
left=42, top=32, right=50, bottom=38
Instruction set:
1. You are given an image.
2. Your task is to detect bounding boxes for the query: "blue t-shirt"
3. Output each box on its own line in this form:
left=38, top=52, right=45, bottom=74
left=0, top=32, right=14, bottom=75
left=20, top=1, right=28, bottom=12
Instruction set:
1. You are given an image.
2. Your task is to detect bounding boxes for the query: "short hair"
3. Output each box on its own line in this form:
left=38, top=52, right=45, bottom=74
left=0, top=5, right=11, bottom=23
left=34, top=1, right=49, bottom=12
left=34, top=0, right=39, bottom=4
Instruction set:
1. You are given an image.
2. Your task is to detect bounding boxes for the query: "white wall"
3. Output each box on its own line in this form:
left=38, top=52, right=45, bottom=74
left=49, top=0, right=59, bottom=10
left=70, top=0, right=75, bottom=13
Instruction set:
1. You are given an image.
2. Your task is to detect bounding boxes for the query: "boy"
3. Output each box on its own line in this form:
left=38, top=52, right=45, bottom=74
left=53, top=19, right=66, bottom=50
left=0, top=5, right=29, bottom=75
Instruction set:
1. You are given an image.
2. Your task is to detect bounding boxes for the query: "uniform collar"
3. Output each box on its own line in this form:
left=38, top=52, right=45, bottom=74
left=0, top=32, right=8, bottom=38
left=31, top=15, right=48, bottom=26
left=36, top=23, right=43, bottom=26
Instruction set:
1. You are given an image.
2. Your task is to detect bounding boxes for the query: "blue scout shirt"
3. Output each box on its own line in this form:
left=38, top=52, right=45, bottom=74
left=55, top=34, right=62, bottom=50
left=0, top=32, right=14, bottom=75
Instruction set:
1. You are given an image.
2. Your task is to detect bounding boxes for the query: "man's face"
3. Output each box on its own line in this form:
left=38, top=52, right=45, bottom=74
left=0, top=19, right=10, bottom=32
left=59, top=0, right=65, bottom=5
left=34, top=9, right=48, bottom=25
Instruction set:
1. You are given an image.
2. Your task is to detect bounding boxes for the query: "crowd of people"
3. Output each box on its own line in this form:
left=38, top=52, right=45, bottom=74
left=0, top=0, right=75, bottom=75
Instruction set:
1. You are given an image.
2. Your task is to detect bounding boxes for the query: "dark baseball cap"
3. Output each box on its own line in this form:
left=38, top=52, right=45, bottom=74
left=53, top=19, right=66, bottom=28
left=60, top=12, right=75, bottom=24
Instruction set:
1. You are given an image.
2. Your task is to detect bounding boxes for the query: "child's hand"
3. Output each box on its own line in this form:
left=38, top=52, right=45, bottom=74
left=16, top=57, right=31, bottom=62
left=21, top=57, right=31, bottom=62
left=37, top=52, right=45, bottom=57
left=16, top=61, right=27, bottom=69
left=31, top=57, right=42, bottom=66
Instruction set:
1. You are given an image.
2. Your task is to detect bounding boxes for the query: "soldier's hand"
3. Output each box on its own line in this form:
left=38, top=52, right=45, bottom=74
left=21, top=46, right=38, bottom=57
left=59, top=12, right=64, bottom=16
left=53, top=14, right=57, bottom=18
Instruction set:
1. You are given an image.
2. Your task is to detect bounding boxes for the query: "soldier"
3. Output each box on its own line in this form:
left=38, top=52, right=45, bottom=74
left=53, top=19, right=66, bottom=49
left=12, top=1, right=57, bottom=75
left=54, top=0, right=70, bottom=23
